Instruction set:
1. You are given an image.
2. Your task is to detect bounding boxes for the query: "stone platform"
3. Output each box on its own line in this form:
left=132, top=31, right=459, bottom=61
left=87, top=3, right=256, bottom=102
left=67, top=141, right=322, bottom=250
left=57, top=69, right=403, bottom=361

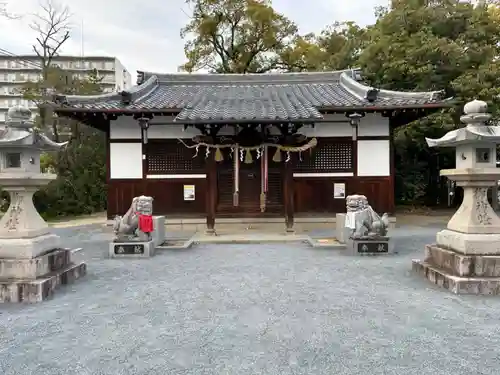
left=0, top=248, right=86, bottom=303
left=412, top=244, right=500, bottom=294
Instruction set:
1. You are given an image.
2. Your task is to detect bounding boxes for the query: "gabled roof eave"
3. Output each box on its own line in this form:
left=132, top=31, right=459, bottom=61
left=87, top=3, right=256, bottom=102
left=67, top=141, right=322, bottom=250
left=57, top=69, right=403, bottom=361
left=338, top=71, right=449, bottom=102
left=53, top=75, right=160, bottom=107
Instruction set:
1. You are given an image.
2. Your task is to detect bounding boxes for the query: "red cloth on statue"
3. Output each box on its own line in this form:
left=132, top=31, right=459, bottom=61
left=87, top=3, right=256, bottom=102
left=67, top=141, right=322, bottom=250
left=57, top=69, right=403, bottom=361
left=137, top=214, right=154, bottom=233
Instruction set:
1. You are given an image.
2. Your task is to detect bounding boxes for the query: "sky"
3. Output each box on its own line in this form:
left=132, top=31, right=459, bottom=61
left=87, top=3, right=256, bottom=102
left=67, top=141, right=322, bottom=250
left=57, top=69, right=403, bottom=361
left=0, top=0, right=390, bottom=78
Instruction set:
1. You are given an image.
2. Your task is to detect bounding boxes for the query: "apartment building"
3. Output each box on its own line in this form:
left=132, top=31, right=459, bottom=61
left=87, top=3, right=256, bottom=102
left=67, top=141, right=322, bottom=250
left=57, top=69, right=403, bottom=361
left=0, top=55, right=133, bottom=123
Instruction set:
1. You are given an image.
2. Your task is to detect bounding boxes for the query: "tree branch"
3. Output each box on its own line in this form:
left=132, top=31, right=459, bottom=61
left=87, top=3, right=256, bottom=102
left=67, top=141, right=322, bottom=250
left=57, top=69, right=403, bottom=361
left=0, top=1, right=21, bottom=19
left=29, top=0, right=72, bottom=71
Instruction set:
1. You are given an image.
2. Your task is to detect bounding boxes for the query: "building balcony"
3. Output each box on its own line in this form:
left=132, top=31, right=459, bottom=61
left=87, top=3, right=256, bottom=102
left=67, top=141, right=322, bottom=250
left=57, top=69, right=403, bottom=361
left=0, top=66, right=116, bottom=73
left=0, top=92, right=23, bottom=97
left=0, top=79, right=32, bottom=84
left=0, top=104, right=37, bottom=110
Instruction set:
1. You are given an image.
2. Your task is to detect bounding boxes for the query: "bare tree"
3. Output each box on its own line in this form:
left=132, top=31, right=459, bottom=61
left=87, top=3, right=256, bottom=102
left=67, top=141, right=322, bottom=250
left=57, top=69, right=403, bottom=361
left=26, top=0, right=72, bottom=141
left=30, top=0, right=71, bottom=78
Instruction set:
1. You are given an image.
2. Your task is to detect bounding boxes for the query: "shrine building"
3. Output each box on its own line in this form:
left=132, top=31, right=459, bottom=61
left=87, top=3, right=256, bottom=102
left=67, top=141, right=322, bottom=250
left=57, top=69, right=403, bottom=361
left=52, top=69, right=452, bottom=231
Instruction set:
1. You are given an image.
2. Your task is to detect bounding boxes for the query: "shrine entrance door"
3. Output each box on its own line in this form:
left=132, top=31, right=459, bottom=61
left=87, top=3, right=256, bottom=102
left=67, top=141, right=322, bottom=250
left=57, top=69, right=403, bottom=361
left=216, top=149, right=283, bottom=216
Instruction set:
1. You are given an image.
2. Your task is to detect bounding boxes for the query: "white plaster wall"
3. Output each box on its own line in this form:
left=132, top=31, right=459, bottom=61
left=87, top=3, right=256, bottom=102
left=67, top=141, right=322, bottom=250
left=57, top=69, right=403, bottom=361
left=299, top=114, right=351, bottom=137
left=110, top=143, right=143, bottom=179
left=149, top=124, right=201, bottom=139
left=110, top=117, right=141, bottom=139
left=111, top=116, right=243, bottom=139
left=357, top=140, right=390, bottom=176
left=111, top=113, right=390, bottom=139
left=299, top=113, right=389, bottom=138
left=357, top=113, right=389, bottom=136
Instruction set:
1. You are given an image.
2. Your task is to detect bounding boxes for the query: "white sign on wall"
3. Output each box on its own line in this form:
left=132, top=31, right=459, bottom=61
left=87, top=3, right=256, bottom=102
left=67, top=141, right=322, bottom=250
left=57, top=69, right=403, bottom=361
left=333, top=183, right=346, bottom=199
left=183, top=185, right=195, bottom=201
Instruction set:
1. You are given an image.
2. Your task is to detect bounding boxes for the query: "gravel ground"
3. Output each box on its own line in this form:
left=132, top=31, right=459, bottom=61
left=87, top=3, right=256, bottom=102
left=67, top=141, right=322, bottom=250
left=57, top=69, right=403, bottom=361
left=1, top=225, right=500, bottom=375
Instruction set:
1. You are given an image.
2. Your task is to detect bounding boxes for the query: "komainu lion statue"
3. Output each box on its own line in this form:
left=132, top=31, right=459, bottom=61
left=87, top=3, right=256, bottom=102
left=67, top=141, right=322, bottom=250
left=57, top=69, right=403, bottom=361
left=345, top=194, right=389, bottom=238
left=113, top=195, right=154, bottom=241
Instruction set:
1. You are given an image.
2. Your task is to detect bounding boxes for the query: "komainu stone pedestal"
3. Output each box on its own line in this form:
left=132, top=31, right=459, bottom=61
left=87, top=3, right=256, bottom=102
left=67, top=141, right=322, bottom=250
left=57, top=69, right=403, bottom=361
left=347, top=236, right=393, bottom=255
left=111, top=196, right=160, bottom=257
left=109, top=240, right=155, bottom=258
left=0, top=247, right=86, bottom=303
left=152, top=216, right=165, bottom=247
left=335, top=213, right=349, bottom=243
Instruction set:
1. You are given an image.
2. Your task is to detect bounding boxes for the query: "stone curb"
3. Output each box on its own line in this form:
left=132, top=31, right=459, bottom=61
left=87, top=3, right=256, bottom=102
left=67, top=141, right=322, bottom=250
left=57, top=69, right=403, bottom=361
left=304, top=237, right=346, bottom=249
left=156, top=238, right=194, bottom=251
left=154, top=235, right=346, bottom=249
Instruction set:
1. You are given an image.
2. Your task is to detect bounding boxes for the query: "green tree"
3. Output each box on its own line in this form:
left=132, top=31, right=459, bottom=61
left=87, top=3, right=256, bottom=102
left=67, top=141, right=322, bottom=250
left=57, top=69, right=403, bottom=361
left=277, top=33, right=325, bottom=72
left=315, top=22, right=367, bottom=70
left=180, top=0, right=298, bottom=73
left=34, top=70, right=106, bottom=219
left=273, top=21, right=367, bottom=72
left=357, top=0, right=500, bottom=205
left=22, top=66, right=103, bottom=140
left=36, top=125, right=107, bottom=218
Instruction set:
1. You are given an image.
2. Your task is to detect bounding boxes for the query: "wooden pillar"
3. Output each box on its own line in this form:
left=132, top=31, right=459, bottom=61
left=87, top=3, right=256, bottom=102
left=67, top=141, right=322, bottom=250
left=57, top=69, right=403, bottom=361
left=388, top=116, right=396, bottom=214
left=138, top=117, right=150, bottom=195
left=104, top=124, right=112, bottom=219
left=284, top=154, right=294, bottom=232
left=206, top=152, right=217, bottom=234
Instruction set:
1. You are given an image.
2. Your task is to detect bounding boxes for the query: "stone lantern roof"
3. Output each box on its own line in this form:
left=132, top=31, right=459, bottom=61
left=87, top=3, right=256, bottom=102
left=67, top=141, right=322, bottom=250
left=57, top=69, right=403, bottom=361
left=425, top=99, right=500, bottom=148
left=0, top=105, right=67, bottom=151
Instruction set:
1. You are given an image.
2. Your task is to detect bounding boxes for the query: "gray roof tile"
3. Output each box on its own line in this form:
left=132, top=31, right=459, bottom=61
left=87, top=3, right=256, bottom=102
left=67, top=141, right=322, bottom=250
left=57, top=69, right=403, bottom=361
left=53, top=69, right=452, bottom=122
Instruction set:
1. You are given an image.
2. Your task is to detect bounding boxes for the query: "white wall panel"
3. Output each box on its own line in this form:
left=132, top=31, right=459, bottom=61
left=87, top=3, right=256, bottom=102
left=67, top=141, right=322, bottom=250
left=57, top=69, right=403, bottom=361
left=148, top=124, right=201, bottom=139
left=110, top=142, right=143, bottom=179
left=357, top=140, right=390, bottom=176
left=299, top=113, right=389, bottom=138
left=109, top=112, right=389, bottom=139
left=109, top=117, right=141, bottom=139
left=357, top=113, right=389, bottom=136
left=299, top=114, right=351, bottom=137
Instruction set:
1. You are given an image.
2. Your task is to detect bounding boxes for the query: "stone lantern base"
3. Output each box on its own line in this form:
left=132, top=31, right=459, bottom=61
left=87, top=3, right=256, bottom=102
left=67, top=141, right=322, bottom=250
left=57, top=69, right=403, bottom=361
left=0, top=186, right=86, bottom=303
left=413, top=220, right=500, bottom=295
left=0, top=246, right=86, bottom=303
left=412, top=194, right=500, bottom=295
left=412, top=161, right=500, bottom=294
left=412, top=244, right=500, bottom=295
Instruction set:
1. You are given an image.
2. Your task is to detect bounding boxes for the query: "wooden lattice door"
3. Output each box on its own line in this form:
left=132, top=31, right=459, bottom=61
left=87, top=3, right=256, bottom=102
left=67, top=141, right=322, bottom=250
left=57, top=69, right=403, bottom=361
left=294, top=139, right=353, bottom=173
left=238, top=158, right=261, bottom=212
left=216, top=149, right=282, bottom=215
left=146, top=140, right=205, bottom=175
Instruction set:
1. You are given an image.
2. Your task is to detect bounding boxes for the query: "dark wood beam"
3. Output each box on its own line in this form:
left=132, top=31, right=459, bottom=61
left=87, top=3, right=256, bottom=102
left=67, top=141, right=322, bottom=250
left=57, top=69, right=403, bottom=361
left=205, top=153, right=217, bottom=234
left=205, top=124, right=223, bottom=234
left=284, top=153, right=294, bottom=232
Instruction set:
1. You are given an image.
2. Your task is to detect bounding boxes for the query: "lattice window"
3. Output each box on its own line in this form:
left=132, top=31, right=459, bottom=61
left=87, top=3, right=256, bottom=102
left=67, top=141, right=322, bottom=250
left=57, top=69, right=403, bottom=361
left=147, top=140, right=206, bottom=174
left=294, top=139, right=353, bottom=172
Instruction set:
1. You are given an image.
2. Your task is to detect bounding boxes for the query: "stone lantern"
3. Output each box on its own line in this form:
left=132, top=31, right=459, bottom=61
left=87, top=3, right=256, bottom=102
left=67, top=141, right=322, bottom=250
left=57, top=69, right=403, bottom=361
left=413, top=99, right=500, bottom=294
left=0, top=105, right=86, bottom=303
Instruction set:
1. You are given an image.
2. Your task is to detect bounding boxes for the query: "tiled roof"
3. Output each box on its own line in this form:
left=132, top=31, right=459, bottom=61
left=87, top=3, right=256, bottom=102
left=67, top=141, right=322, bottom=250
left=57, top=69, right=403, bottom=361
left=53, top=69, right=453, bottom=122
